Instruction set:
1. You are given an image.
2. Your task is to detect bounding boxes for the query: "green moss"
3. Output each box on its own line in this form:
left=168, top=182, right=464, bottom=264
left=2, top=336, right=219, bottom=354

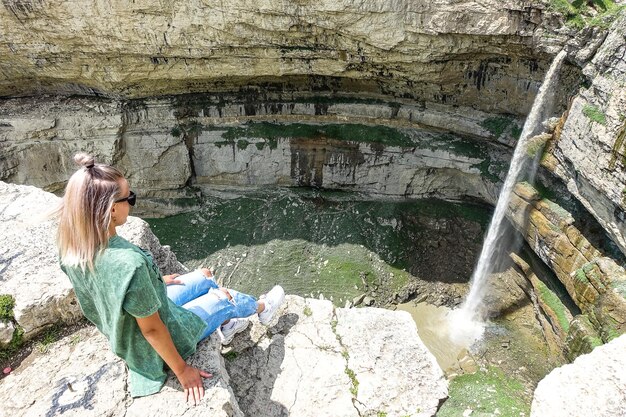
left=437, top=367, right=530, bottom=417
left=545, top=200, right=572, bottom=222
left=170, top=126, right=182, bottom=137
left=582, top=104, right=607, bottom=125
left=0, top=326, right=24, bottom=363
left=537, top=281, right=571, bottom=333
left=481, top=116, right=513, bottom=138
left=549, top=0, right=625, bottom=29
left=534, top=181, right=558, bottom=202
left=216, top=122, right=415, bottom=147
left=574, top=267, right=591, bottom=285
left=223, top=351, right=239, bottom=361
left=0, top=295, right=15, bottom=323
left=303, top=305, right=312, bottom=317
left=236, top=139, right=250, bottom=150
left=377, top=412, right=388, bottom=417
left=526, top=135, right=546, bottom=158
left=36, top=324, right=62, bottom=354
left=345, top=367, right=359, bottom=396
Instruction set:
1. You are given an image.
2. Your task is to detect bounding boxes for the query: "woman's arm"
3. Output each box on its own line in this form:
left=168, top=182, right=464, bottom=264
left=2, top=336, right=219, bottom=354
left=136, top=311, right=212, bottom=405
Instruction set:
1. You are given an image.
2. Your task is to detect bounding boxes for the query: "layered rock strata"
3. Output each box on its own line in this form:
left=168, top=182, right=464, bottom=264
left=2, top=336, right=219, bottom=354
left=0, top=97, right=514, bottom=216
left=0, top=0, right=580, bottom=117
left=508, top=182, right=626, bottom=357
left=546, top=13, right=626, bottom=256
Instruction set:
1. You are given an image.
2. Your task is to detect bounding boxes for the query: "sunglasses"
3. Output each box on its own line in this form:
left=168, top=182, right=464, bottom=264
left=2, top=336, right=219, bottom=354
left=115, top=190, right=136, bottom=206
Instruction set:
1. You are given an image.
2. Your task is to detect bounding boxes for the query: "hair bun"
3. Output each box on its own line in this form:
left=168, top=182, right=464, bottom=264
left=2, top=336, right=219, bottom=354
left=74, top=152, right=95, bottom=169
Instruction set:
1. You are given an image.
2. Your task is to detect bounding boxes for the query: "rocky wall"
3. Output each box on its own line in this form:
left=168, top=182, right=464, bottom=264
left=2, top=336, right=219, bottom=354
left=0, top=0, right=579, bottom=117
left=548, top=13, right=626, bottom=256
left=508, top=182, right=626, bottom=357
left=0, top=96, right=513, bottom=216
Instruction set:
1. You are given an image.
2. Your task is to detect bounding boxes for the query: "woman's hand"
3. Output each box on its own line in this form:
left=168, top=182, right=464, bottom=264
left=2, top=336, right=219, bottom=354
left=163, top=273, right=182, bottom=285
left=174, top=364, right=213, bottom=405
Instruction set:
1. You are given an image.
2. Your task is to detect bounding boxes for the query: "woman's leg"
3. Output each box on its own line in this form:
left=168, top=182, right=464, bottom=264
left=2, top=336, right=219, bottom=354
left=183, top=288, right=259, bottom=341
left=166, top=268, right=218, bottom=306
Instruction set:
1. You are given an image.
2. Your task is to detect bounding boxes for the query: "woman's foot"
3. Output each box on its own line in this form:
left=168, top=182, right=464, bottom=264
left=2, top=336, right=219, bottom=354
left=220, top=318, right=249, bottom=345
left=258, top=285, right=285, bottom=325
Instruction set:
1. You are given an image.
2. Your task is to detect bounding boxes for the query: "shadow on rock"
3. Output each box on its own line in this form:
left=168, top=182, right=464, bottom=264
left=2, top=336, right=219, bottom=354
left=224, top=313, right=299, bottom=417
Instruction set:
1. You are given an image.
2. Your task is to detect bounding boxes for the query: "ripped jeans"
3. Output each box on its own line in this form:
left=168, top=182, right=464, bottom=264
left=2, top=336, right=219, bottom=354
left=166, top=269, right=258, bottom=341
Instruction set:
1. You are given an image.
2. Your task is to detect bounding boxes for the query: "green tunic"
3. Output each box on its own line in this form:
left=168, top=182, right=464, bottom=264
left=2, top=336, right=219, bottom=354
left=61, top=235, right=207, bottom=397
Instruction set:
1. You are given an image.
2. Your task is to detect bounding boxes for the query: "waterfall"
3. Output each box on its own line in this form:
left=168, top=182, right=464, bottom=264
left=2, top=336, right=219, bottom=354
left=449, top=50, right=568, bottom=341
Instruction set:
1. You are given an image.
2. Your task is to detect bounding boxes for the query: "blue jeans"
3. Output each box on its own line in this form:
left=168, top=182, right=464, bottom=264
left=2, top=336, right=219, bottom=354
left=166, top=269, right=258, bottom=341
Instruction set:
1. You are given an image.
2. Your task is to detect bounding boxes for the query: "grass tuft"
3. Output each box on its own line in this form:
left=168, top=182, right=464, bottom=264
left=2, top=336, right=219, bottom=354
left=582, top=104, right=607, bottom=125
left=0, top=295, right=15, bottom=323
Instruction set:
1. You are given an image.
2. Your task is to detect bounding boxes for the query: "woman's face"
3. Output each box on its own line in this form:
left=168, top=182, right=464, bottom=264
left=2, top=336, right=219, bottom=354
left=111, top=178, right=132, bottom=227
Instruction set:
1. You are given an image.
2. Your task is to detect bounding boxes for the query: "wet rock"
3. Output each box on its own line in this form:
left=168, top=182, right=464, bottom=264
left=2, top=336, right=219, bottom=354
left=457, top=349, right=478, bottom=374
left=531, top=334, right=626, bottom=417
left=509, top=183, right=626, bottom=344
left=363, top=296, right=375, bottom=306
left=352, top=293, right=366, bottom=306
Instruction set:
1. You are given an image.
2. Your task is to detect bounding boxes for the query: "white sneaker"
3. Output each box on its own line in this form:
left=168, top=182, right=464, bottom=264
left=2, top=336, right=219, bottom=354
left=219, top=318, right=249, bottom=345
left=258, top=285, right=285, bottom=325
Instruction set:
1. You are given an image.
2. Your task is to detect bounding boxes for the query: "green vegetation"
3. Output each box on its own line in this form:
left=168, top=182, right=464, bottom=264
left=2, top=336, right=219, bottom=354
left=146, top=189, right=492, bottom=305
left=549, top=0, right=625, bottom=29
left=582, top=104, right=607, bottom=125
left=345, top=367, right=359, bottom=396
left=236, top=139, right=250, bottom=150
left=526, top=135, right=549, bottom=158
left=36, top=325, right=62, bottom=354
left=0, top=326, right=24, bottom=363
left=377, top=412, right=388, bottom=417
left=536, top=281, right=571, bottom=333
left=545, top=199, right=572, bottom=223
left=212, top=122, right=415, bottom=148
left=303, top=305, right=313, bottom=317
left=223, top=351, right=239, bottom=361
left=574, top=267, right=591, bottom=285
left=437, top=367, right=530, bottom=417
left=170, top=126, right=182, bottom=137
left=481, top=116, right=514, bottom=138
left=0, top=295, right=15, bottom=323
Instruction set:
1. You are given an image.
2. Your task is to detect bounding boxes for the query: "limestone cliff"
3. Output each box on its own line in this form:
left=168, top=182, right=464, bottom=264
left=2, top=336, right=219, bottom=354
left=0, top=0, right=574, bottom=116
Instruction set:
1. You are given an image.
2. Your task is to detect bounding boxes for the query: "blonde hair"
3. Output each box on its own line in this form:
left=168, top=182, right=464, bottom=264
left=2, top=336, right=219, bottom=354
left=56, top=153, right=125, bottom=271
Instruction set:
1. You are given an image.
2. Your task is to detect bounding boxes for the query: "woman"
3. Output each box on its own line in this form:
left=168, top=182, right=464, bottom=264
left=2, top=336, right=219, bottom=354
left=56, top=153, right=284, bottom=404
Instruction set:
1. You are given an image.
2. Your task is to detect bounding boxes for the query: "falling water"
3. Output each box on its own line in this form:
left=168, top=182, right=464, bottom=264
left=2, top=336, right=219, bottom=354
left=451, top=50, right=568, bottom=342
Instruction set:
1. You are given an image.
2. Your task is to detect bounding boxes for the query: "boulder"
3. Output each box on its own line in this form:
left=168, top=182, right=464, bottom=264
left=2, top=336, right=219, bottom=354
left=0, top=327, right=242, bottom=417
left=0, top=321, right=14, bottom=347
left=0, top=181, right=186, bottom=340
left=224, top=296, right=448, bottom=417
left=531, top=333, right=626, bottom=417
